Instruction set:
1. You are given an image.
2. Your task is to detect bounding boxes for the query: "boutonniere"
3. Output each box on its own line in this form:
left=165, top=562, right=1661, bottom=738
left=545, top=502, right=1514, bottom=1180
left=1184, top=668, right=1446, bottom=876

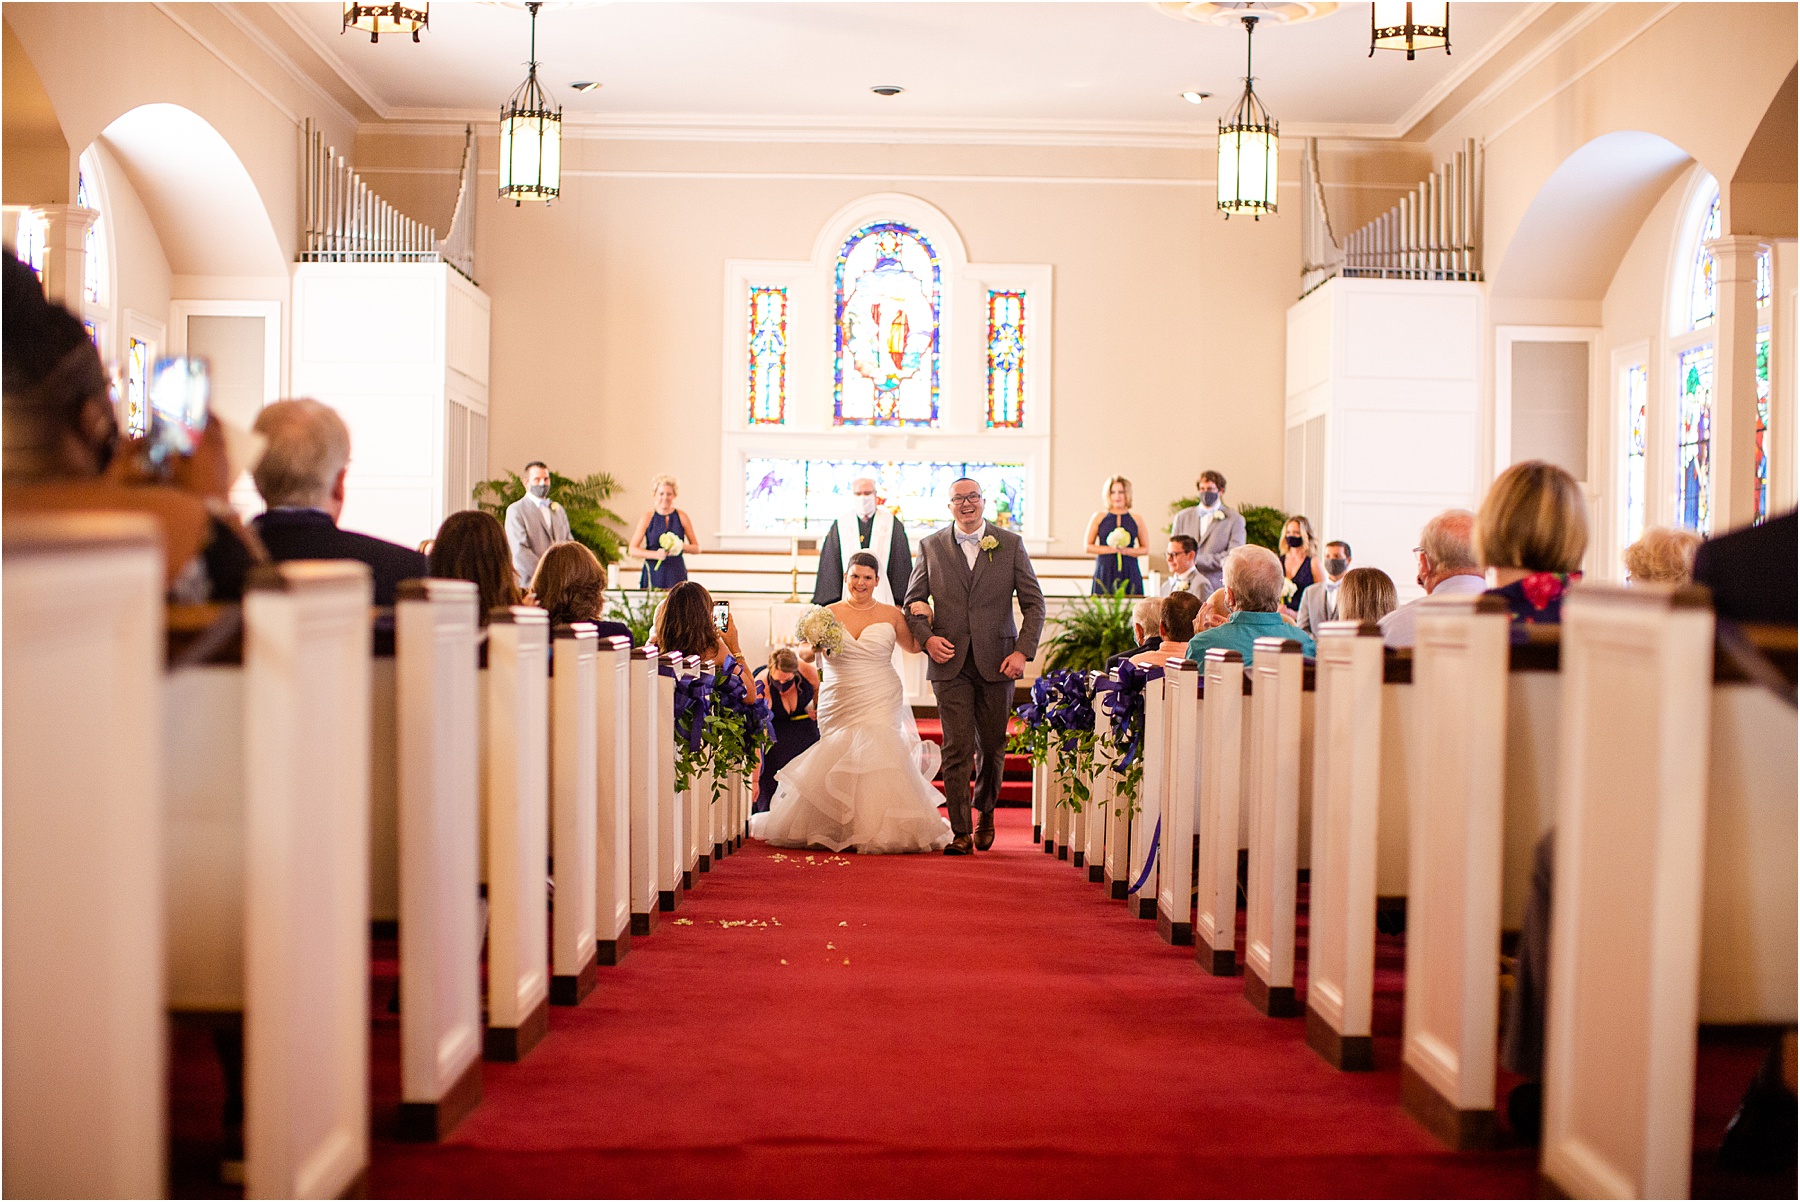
left=979, top=534, right=998, bottom=562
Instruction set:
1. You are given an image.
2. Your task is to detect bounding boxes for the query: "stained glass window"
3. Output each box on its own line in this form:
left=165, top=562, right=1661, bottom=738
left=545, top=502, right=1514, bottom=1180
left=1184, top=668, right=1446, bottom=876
left=1756, top=247, right=1772, bottom=308
left=1756, top=327, right=1770, bottom=524
left=1675, top=345, right=1714, bottom=533
left=747, top=285, right=788, bottom=425
left=1622, top=364, right=1648, bottom=548
left=985, top=290, right=1026, bottom=428
left=77, top=169, right=101, bottom=306
left=82, top=318, right=98, bottom=347
left=1689, top=193, right=1721, bottom=330
left=14, top=209, right=45, bottom=280
left=125, top=336, right=151, bottom=438
left=745, top=458, right=1025, bottom=535
left=834, top=221, right=940, bottom=426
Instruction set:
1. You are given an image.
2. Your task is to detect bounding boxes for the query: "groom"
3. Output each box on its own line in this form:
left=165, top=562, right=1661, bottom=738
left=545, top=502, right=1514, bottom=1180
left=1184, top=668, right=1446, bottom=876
left=905, top=478, right=1045, bottom=855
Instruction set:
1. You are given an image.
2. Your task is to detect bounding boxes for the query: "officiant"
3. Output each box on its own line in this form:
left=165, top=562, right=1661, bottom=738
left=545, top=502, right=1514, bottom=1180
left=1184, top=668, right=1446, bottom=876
left=811, top=476, right=912, bottom=606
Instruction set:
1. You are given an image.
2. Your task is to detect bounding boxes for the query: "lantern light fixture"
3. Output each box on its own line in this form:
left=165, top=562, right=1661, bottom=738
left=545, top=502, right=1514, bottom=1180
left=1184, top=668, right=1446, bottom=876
left=498, top=1, right=562, bottom=205
left=1370, top=0, right=1450, bottom=59
left=1217, top=15, right=1277, bottom=219
left=342, top=1, right=428, bottom=43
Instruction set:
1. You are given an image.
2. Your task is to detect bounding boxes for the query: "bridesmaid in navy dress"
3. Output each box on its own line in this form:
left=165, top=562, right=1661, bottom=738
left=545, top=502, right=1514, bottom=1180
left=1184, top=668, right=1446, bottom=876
left=752, top=647, right=820, bottom=813
left=1083, top=475, right=1146, bottom=595
left=628, top=474, right=700, bottom=590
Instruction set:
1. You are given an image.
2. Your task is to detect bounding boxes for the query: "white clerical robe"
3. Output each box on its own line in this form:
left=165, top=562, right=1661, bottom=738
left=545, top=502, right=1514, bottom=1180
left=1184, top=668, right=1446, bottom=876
left=835, top=508, right=897, bottom=605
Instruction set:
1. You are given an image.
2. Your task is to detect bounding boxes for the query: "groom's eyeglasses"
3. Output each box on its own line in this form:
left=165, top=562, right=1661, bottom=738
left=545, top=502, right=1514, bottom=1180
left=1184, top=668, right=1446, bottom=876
left=950, top=492, right=983, bottom=506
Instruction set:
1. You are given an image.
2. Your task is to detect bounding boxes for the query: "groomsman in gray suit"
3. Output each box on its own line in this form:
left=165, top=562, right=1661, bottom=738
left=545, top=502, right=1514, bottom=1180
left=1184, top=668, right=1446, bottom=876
left=505, top=460, right=571, bottom=586
left=905, top=478, right=1046, bottom=855
left=1169, top=469, right=1246, bottom=595
left=1297, top=540, right=1352, bottom=632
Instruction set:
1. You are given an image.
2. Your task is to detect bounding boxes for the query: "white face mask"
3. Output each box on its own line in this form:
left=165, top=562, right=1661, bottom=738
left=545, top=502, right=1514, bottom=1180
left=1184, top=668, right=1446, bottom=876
left=853, top=494, right=878, bottom=519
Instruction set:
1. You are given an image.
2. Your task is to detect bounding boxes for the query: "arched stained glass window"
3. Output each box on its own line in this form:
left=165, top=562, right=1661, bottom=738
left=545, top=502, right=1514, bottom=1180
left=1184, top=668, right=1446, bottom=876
left=1674, top=345, right=1714, bottom=533
left=985, top=290, right=1026, bottom=428
left=77, top=168, right=103, bottom=307
left=125, top=336, right=151, bottom=438
left=834, top=221, right=940, bottom=426
left=1621, top=363, right=1648, bottom=547
left=1688, top=192, right=1721, bottom=330
left=747, top=285, right=787, bottom=425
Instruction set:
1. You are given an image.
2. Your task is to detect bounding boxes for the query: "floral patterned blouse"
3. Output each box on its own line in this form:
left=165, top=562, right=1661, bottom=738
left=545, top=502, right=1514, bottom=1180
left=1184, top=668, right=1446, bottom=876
left=1487, top=571, right=1580, bottom=641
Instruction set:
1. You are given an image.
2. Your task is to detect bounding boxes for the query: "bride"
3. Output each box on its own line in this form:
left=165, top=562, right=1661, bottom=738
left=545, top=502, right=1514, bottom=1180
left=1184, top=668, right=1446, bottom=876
left=751, top=551, right=953, bottom=854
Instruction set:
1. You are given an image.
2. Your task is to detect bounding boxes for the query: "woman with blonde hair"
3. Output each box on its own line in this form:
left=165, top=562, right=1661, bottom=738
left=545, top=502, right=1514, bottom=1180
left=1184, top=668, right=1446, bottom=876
left=1082, top=474, right=1146, bottom=596
left=1476, top=459, right=1589, bottom=637
left=628, top=473, right=700, bottom=590
left=1277, top=514, right=1324, bottom=621
left=1623, top=526, right=1703, bottom=585
left=530, top=541, right=631, bottom=640
left=1336, top=567, right=1398, bottom=624
left=752, top=646, right=820, bottom=813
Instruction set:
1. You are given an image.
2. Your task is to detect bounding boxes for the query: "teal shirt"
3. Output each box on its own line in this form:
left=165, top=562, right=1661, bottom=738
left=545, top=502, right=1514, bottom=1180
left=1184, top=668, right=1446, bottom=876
left=1185, top=609, right=1316, bottom=662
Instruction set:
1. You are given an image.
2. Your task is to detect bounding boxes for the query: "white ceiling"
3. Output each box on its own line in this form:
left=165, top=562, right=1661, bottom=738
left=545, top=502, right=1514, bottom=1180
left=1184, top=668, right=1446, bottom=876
left=272, top=1, right=1540, bottom=137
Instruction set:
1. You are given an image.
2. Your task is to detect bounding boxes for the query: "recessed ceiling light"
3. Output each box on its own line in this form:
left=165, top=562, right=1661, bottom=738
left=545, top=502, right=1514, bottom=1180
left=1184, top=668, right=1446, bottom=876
left=870, top=85, right=905, bottom=97
left=569, top=81, right=602, bottom=93
left=1181, top=90, right=1213, bottom=104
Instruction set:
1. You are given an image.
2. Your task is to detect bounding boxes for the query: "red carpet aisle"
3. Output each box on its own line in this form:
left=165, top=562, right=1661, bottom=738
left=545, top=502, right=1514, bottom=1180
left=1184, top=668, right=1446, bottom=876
left=366, top=810, right=1540, bottom=1199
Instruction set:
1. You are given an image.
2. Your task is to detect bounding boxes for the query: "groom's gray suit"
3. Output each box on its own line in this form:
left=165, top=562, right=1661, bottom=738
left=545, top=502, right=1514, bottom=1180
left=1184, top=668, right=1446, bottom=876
left=904, top=522, right=1046, bottom=838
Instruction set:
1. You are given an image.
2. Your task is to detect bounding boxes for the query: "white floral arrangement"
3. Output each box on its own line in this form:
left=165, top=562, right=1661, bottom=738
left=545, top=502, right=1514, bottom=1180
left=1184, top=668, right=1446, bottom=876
left=1104, top=525, right=1130, bottom=570
left=978, top=533, right=999, bottom=561
left=1280, top=578, right=1298, bottom=605
left=658, top=531, right=685, bottom=556
left=795, top=605, right=847, bottom=655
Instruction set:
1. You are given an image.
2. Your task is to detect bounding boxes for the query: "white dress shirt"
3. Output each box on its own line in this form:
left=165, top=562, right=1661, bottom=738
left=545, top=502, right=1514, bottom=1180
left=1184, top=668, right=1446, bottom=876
left=955, top=526, right=983, bottom=568
left=1379, top=573, right=1488, bottom=647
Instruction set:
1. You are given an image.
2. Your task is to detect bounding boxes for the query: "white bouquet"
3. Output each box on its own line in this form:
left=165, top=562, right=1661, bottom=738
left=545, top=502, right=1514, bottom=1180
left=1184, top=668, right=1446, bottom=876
left=795, top=605, right=847, bottom=655
left=658, top=531, right=685, bottom=556
left=1105, top=525, right=1131, bottom=570
left=1280, top=577, right=1298, bottom=605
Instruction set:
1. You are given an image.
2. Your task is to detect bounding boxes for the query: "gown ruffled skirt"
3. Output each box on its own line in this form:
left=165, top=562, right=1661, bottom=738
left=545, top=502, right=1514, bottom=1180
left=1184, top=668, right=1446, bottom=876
left=750, top=622, right=952, bottom=854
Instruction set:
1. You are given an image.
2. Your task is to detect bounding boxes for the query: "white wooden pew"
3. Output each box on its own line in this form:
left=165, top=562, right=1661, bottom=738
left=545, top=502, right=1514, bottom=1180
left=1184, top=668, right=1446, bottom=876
left=680, top=658, right=708, bottom=881
left=1086, top=699, right=1113, bottom=882
left=4, top=514, right=165, bottom=1198
left=483, top=607, right=550, bottom=1062
left=1032, top=754, right=1048, bottom=845
left=1126, top=671, right=1165, bottom=918
left=1068, top=734, right=1091, bottom=873
left=1400, top=594, right=1509, bottom=1148
left=1304, top=621, right=1385, bottom=1070
left=1158, top=660, right=1201, bottom=946
left=1243, top=637, right=1306, bottom=1017
left=594, top=636, right=634, bottom=963
left=550, top=623, right=600, bottom=1006
left=1195, top=651, right=1244, bottom=973
left=657, top=652, right=685, bottom=911
left=242, top=561, right=374, bottom=1198
left=1104, top=674, right=1145, bottom=900
left=628, top=648, right=662, bottom=935
left=393, top=580, right=482, bottom=1139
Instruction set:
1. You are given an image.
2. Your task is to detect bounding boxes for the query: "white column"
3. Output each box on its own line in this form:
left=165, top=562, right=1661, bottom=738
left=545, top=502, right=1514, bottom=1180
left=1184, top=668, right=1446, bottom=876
left=1707, top=235, right=1770, bottom=531
left=35, top=204, right=98, bottom=314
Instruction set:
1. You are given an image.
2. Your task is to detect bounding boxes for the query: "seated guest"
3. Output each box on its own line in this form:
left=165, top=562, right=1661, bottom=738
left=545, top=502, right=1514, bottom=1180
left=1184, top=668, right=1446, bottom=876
left=1380, top=509, right=1486, bottom=648
left=1130, top=590, right=1202, bottom=669
left=429, top=510, right=521, bottom=623
left=1296, top=540, right=1352, bottom=631
left=1184, top=544, right=1316, bottom=661
left=753, top=648, right=820, bottom=813
left=1623, top=526, right=1703, bottom=585
left=1336, top=567, right=1397, bottom=624
left=250, top=399, right=426, bottom=606
left=3, top=253, right=259, bottom=600
left=1161, top=534, right=1202, bottom=596
left=1476, top=459, right=1588, bottom=639
left=1693, top=510, right=1798, bottom=625
left=652, top=579, right=752, bottom=692
left=529, top=541, right=631, bottom=641
left=1109, top=596, right=1164, bottom=668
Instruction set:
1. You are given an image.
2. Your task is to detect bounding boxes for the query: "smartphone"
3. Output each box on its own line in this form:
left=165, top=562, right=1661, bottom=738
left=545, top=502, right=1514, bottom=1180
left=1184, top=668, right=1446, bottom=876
left=713, top=600, right=731, bottom=633
left=144, top=356, right=210, bottom=469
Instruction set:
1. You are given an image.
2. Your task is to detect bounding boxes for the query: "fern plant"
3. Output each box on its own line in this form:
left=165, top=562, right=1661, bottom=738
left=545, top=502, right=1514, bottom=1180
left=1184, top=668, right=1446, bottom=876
left=1164, top=496, right=1287, bottom=552
left=1042, top=585, right=1139, bottom=673
left=473, top=469, right=629, bottom=566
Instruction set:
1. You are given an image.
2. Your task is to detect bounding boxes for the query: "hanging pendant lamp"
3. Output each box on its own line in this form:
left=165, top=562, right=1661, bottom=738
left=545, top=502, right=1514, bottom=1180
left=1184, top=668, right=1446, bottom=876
left=1370, top=1, right=1450, bottom=58
left=342, top=1, right=428, bottom=44
left=1217, top=15, right=1278, bottom=219
left=498, top=2, right=562, bottom=205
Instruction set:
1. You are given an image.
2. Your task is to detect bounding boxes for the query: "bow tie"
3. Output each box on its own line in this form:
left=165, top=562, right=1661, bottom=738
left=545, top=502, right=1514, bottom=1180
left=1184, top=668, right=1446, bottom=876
left=955, top=528, right=983, bottom=546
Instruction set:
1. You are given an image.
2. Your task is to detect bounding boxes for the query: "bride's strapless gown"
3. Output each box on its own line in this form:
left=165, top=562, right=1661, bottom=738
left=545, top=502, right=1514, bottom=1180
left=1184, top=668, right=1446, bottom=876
left=750, top=621, right=952, bottom=854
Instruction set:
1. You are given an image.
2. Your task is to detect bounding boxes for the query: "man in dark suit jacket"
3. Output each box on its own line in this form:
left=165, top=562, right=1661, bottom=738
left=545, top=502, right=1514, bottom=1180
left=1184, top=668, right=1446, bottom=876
left=1693, top=509, right=1797, bottom=625
left=904, top=478, right=1045, bottom=854
left=249, top=399, right=427, bottom=606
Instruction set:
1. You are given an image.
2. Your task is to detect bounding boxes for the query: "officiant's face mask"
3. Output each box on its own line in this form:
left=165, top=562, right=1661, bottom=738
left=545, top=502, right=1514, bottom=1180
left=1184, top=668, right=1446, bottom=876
left=853, top=493, right=878, bottom=519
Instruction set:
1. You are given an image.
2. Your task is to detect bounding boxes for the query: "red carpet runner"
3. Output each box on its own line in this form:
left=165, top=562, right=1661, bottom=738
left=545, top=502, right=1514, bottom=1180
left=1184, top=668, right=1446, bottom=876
left=365, top=809, right=1544, bottom=1198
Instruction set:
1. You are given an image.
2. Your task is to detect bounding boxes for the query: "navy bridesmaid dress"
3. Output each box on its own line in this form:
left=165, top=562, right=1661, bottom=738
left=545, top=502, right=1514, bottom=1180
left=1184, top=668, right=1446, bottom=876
left=640, top=510, right=690, bottom=590
left=1092, top=512, right=1144, bottom=596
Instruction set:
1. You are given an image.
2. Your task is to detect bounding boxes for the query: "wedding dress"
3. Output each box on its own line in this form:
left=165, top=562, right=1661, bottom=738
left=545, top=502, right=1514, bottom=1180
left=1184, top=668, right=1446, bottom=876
left=750, top=621, right=952, bottom=854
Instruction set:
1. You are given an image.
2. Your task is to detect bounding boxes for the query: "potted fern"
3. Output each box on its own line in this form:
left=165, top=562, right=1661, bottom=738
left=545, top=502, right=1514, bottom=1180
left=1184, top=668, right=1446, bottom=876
left=1042, top=585, right=1139, bottom=673
left=473, top=469, right=629, bottom=566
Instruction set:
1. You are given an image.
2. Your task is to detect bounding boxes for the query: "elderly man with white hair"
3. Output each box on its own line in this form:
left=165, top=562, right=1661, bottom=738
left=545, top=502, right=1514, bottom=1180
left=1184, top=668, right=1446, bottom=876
left=1183, top=543, right=1316, bottom=661
left=810, top=475, right=913, bottom=605
left=1378, top=508, right=1486, bottom=648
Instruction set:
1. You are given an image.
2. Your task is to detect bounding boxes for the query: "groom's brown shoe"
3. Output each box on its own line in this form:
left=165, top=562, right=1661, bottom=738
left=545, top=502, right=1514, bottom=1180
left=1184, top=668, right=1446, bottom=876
left=944, top=834, right=974, bottom=856
left=974, top=811, right=996, bottom=852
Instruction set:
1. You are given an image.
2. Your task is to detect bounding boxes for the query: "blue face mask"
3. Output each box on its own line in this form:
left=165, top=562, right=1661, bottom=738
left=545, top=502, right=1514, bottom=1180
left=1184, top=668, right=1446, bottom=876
left=1198, top=491, right=1220, bottom=509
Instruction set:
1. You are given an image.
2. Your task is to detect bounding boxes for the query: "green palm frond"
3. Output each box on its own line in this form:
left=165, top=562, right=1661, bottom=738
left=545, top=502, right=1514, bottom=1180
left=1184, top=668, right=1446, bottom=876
left=1042, top=585, right=1139, bottom=673
left=474, top=469, right=628, bottom=567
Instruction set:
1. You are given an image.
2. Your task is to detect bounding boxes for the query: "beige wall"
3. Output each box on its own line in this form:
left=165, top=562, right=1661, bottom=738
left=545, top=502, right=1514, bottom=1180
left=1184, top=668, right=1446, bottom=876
left=86, top=140, right=171, bottom=366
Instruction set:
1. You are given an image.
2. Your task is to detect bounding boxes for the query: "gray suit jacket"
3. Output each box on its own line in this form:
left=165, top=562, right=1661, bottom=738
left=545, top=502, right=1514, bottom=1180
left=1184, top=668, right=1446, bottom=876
left=904, top=522, right=1046, bottom=683
left=1296, top=580, right=1338, bottom=633
left=505, top=495, right=572, bottom=586
left=1169, top=503, right=1247, bottom=595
